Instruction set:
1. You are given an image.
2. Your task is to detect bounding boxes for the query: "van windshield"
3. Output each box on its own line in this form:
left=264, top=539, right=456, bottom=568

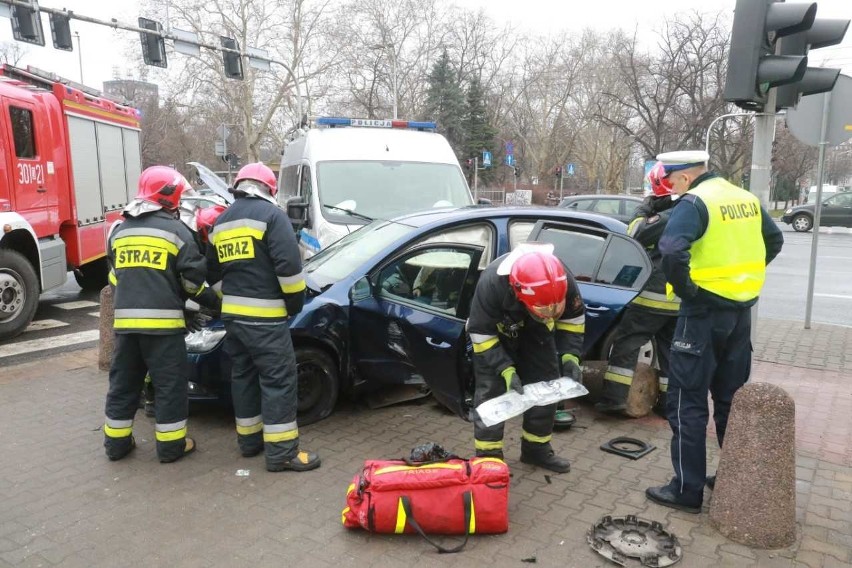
left=316, top=161, right=472, bottom=220
left=304, top=220, right=416, bottom=288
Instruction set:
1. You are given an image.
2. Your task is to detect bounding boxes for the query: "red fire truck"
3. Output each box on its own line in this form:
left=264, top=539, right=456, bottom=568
left=0, top=65, right=142, bottom=340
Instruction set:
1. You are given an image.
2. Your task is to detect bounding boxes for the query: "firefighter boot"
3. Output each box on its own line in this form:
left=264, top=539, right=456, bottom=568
left=267, top=450, right=321, bottom=472
left=475, top=449, right=504, bottom=461
left=520, top=440, right=571, bottom=473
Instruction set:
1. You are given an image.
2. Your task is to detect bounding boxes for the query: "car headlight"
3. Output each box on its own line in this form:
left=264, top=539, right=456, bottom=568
left=185, top=328, right=226, bottom=353
left=784, top=208, right=793, bottom=214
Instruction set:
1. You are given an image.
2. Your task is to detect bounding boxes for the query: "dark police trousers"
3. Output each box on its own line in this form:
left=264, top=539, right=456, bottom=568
left=474, top=322, right=560, bottom=448
left=602, top=305, right=675, bottom=405
left=105, top=333, right=189, bottom=461
left=224, top=320, right=299, bottom=467
left=666, top=307, right=752, bottom=499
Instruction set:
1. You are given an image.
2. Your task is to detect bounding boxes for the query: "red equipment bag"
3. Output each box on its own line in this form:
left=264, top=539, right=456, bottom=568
left=342, top=457, right=510, bottom=552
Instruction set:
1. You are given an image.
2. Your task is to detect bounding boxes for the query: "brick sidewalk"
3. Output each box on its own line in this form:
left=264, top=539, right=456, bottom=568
left=0, top=318, right=849, bottom=567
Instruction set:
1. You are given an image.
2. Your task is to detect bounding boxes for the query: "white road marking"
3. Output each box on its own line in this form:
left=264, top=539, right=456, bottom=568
left=814, top=293, right=852, bottom=300
left=25, top=319, right=69, bottom=332
left=0, top=330, right=99, bottom=359
left=88, top=312, right=101, bottom=317
left=54, top=300, right=100, bottom=310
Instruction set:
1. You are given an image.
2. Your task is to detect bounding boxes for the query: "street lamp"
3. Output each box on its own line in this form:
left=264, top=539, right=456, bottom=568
left=74, top=31, right=83, bottom=84
left=370, top=43, right=397, bottom=119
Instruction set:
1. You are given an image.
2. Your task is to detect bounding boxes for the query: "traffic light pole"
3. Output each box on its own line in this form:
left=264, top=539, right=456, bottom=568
left=559, top=172, right=564, bottom=201
left=749, top=89, right=778, bottom=209
left=473, top=157, right=479, bottom=201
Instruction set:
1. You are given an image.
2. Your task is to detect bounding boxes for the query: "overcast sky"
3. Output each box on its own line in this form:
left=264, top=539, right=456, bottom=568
left=0, top=0, right=850, bottom=91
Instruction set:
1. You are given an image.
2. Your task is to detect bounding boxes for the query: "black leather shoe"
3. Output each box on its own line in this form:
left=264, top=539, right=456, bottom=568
left=706, top=475, right=716, bottom=490
left=520, top=442, right=570, bottom=473
left=645, top=483, right=702, bottom=514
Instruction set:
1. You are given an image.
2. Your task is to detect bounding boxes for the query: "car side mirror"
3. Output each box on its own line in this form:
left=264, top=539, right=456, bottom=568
left=476, top=197, right=492, bottom=206
left=286, top=196, right=310, bottom=231
left=349, top=276, right=372, bottom=303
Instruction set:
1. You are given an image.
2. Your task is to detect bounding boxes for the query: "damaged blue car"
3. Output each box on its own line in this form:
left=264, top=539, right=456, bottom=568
left=185, top=206, right=652, bottom=424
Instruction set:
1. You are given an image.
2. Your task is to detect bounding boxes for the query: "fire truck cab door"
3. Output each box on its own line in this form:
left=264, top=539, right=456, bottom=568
left=2, top=96, right=51, bottom=222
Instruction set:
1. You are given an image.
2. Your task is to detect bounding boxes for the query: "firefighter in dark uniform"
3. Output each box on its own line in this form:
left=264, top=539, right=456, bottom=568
left=597, top=162, right=681, bottom=415
left=103, top=166, right=207, bottom=463
left=207, top=163, right=320, bottom=473
left=645, top=150, right=783, bottom=512
left=468, top=245, right=585, bottom=473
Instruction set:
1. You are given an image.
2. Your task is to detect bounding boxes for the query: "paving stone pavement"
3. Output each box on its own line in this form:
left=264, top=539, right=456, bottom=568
left=0, top=318, right=849, bottom=567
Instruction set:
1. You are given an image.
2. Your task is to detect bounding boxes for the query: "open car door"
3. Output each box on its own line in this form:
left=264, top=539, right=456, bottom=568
left=349, top=243, right=484, bottom=418
left=528, top=219, right=652, bottom=355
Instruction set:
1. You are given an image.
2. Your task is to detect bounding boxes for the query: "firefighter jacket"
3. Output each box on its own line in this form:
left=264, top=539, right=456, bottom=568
left=626, top=196, right=681, bottom=314
left=660, top=172, right=784, bottom=314
left=207, top=195, right=305, bottom=322
left=107, top=210, right=207, bottom=334
left=467, top=254, right=585, bottom=383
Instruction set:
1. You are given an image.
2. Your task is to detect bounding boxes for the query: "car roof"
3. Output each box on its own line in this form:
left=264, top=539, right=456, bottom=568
left=561, top=194, right=642, bottom=201
left=382, top=206, right=628, bottom=233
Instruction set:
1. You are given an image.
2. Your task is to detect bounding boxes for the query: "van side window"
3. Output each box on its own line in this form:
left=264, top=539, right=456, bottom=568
left=280, top=165, right=299, bottom=198
left=10, top=106, right=36, bottom=158
left=300, top=165, right=312, bottom=197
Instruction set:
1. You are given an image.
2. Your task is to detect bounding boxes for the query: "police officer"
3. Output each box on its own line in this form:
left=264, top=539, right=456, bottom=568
left=104, top=166, right=207, bottom=463
left=597, top=162, right=680, bottom=415
left=468, top=245, right=585, bottom=473
left=645, top=151, right=783, bottom=512
left=207, top=163, right=320, bottom=473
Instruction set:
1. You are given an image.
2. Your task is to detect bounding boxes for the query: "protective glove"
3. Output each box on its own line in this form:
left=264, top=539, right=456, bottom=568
left=184, top=310, right=211, bottom=333
left=501, top=367, right=524, bottom=395
left=561, top=355, right=583, bottom=382
left=650, top=195, right=674, bottom=213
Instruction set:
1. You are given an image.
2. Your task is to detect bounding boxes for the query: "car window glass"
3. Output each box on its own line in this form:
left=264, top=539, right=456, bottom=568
left=417, top=223, right=493, bottom=268
left=591, top=199, right=620, bottom=215
left=569, top=199, right=595, bottom=211
left=10, top=106, right=36, bottom=158
left=831, top=193, right=852, bottom=207
left=508, top=221, right=535, bottom=249
left=624, top=201, right=641, bottom=217
left=533, top=225, right=606, bottom=282
left=597, top=236, right=648, bottom=288
left=377, top=247, right=475, bottom=317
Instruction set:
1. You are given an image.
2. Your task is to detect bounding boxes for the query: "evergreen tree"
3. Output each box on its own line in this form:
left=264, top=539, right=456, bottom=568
left=463, top=75, right=498, bottom=183
left=424, top=49, right=466, bottom=154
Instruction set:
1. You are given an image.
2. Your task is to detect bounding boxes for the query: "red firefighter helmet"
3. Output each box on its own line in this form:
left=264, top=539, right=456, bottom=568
left=648, top=161, right=673, bottom=197
left=136, top=166, right=186, bottom=210
left=195, top=204, right=227, bottom=244
left=509, top=251, right=568, bottom=320
left=234, top=162, right=277, bottom=197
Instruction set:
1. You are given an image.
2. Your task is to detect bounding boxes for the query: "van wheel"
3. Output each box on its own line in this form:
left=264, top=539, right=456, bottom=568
left=0, top=250, right=40, bottom=341
left=74, top=257, right=109, bottom=291
left=792, top=214, right=813, bottom=232
left=296, top=346, right=339, bottom=425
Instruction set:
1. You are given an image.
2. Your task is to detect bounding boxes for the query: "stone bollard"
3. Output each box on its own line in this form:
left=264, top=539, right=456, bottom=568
left=98, top=285, right=115, bottom=371
left=625, top=362, right=659, bottom=418
left=709, top=382, right=796, bottom=548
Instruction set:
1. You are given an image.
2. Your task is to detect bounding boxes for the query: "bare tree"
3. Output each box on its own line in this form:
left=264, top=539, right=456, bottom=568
left=0, top=41, right=27, bottom=66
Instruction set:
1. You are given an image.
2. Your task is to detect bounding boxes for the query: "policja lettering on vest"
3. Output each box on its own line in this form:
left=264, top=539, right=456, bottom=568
left=719, top=201, right=759, bottom=222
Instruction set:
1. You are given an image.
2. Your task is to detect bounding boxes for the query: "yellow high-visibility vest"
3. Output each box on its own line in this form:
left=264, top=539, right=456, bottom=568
left=688, top=177, right=766, bottom=302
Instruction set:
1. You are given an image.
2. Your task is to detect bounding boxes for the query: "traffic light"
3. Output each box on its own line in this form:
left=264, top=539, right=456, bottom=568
left=724, top=0, right=818, bottom=111
left=139, top=18, right=167, bottom=68
left=465, top=159, right=473, bottom=169
left=221, top=36, right=244, bottom=80
left=555, top=166, right=562, bottom=178
left=10, top=2, right=45, bottom=46
left=49, top=13, right=73, bottom=51
left=514, top=167, right=521, bottom=178
left=775, top=18, right=849, bottom=110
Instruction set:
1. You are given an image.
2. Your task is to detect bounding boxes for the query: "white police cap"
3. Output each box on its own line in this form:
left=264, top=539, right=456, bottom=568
left=655, top=150, right=709, bottom=174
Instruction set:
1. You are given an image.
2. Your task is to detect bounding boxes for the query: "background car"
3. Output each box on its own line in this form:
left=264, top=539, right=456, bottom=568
left=781, top=191, right=852, bottom=232
left=185, top=207, right=652, bottom=424
left=558, top=194, right=644, bottom=224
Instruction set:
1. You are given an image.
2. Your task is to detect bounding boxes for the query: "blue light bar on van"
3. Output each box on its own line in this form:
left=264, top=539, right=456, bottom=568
left=314, top=117, right=437, bottom=130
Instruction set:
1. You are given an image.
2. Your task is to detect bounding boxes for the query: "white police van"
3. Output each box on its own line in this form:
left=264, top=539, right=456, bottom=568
left=278, top=117, right=475, bottom=257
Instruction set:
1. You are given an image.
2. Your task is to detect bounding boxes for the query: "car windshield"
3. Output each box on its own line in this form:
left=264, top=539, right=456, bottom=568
left=316, top=161, right=472, bottom=219
left=304, top=220, right=416, bottom=288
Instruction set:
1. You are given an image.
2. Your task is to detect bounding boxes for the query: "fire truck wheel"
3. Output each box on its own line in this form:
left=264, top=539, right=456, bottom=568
left=74, top=257, right=109, bottom=291
left=0, top=250, right=40, bottom=341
